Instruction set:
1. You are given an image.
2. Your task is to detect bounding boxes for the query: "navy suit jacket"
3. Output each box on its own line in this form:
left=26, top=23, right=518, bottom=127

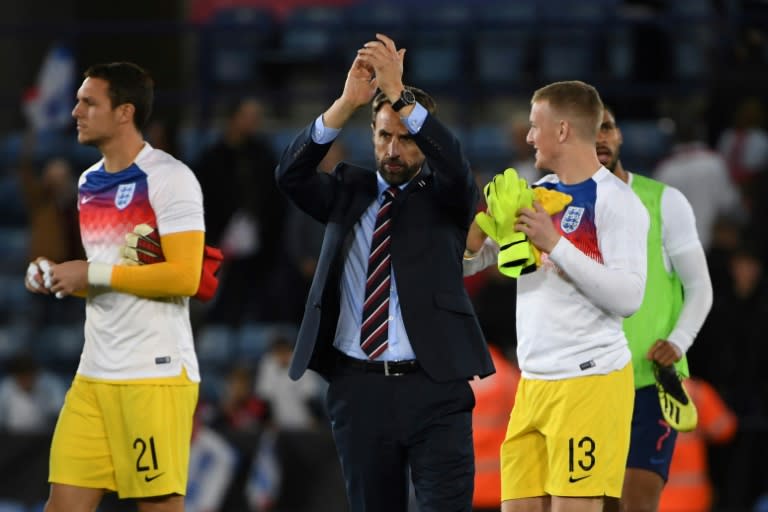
left=275, top=113, right=494, bottom=383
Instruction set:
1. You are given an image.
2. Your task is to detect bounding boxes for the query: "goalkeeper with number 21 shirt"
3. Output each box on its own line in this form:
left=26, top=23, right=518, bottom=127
left=23, top=62, right=214, bottom=512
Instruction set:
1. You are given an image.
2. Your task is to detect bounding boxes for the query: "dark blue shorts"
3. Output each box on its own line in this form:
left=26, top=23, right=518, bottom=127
left=626, top=385, right=678, bottom=481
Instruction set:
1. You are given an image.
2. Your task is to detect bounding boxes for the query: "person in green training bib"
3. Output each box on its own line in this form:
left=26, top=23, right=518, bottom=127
left=600, top=106, right=713, bottom=512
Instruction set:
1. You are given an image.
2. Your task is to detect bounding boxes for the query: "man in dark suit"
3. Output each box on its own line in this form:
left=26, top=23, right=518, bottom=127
left=275, top=34, right=494, bottom=512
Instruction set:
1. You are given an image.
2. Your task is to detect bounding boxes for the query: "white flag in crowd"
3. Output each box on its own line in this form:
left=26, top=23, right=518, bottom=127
left=23, top=44, right=76, bottom=131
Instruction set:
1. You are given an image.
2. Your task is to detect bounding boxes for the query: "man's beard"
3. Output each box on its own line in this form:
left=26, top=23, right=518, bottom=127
left=377, top=158, right=422, bottom=186
left=597, top=147, right=619, bottom=172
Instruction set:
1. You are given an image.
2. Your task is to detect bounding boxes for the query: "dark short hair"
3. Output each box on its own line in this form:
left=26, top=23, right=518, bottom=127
left=372, top=85, right=436, bottom=123
left=84, top=62, right=154, bottom=130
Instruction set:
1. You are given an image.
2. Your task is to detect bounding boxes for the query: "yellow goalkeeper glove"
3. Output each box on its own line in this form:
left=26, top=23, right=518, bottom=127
left=475, top=168, right=535, bottom=278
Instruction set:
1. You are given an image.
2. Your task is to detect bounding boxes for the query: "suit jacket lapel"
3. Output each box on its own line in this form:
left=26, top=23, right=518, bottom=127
left=341, top=167, right=378, bottom=234
left=403, top=165, right=432, bottom=196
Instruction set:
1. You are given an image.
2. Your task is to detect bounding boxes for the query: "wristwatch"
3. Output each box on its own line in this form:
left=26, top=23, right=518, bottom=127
left=391, top=89, right=416, bottom=112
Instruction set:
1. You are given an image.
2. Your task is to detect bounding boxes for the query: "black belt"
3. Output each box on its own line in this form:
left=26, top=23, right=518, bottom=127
left=334, top=350, right=420, bottom=376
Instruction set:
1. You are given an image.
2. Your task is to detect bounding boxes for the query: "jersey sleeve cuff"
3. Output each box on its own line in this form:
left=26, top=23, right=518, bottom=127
left=88, top=262, right=113, bottom=287
left=667, top=332, right=692, bottom=356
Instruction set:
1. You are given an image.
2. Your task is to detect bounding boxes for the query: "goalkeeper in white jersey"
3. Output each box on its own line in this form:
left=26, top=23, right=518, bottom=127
left=24, top=62, right=205, bottom=512
left=464, top=81, right=649, bottom=512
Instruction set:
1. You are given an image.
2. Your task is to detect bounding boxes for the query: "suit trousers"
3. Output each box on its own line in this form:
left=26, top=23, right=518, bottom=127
left=326, top=352, right=476, bottom=512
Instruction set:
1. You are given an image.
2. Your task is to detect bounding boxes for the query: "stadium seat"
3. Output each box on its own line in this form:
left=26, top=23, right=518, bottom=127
left=0, top=324, right=27, bottom=363
left=279, top=6, right=345, bottom=60
left=237, top=322, right=298, bottom=362
left=605, top=26, right=634, bottom=80
left=466, top=123, right=509, bottom=175
left=619, top=120, right=672, bottom=173
left=0, top=228, right=28, bottom=267
left=0, top=132, right=22, bottom=172
left=472, top=2, right=537, bottom=89
left=35, top=323, right=83, bottom=372
left=236, top=322, right=270, bottom=361
left=474, top=30, right=531, bottom=89
left=538, top=28, right=599, bottom=81
left=406, top=5, right=471, bottom=91
left=536, top=0, right=614, bottom=81
left=539, top=0, right=614, bottom=23
left=198, top=370, right=225, bottom=403
left=667, top=0, right=714, bottom=18
left=0, top=501, right=26, bottom=512
left=31, top=130, right=72, bottom=164
left=204, top=7, right=277, bottom=84
left=340, top=3, right=408, bottom=59
left=196, top=324, right=235, bottom=368
left=0, top=274, right=34, bottom=317
left=270, top=129, right=299, bottom=160
left=476, top=0, right=537, bottom=24
left=670, top=26, right=712, bottom=79
left=177, top=124, right=221, bottom=165
left=69, top=138, right=101, bottom=169
left=0, top=176, right=26, bottom=228
left=338, top=126, right=374, bottom=167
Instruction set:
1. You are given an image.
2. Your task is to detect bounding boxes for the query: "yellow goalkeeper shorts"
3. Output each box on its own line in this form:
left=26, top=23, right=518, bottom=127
left=501, top=363, right=633, bottom=501
left=49, top=371, right=198, bottom=498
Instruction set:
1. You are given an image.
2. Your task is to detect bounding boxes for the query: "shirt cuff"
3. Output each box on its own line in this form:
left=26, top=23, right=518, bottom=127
left=546, top=235, right=567, bottom=263
left=88, top=262, right=113, bottom=287
left=402, top=102, right=428, bottom=134
left=666, top=333, right=691, bottom=357
left=312, top=115, right=341, bottom=144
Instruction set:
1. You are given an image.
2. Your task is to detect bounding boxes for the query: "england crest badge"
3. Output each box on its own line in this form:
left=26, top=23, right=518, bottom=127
left=115, top=183, right=136, bottom=210
left=560, top=206, right=585, bottom=233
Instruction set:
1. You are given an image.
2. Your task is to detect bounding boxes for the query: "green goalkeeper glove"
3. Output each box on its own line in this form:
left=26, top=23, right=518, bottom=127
left=475, top=168, right=535, bottom=278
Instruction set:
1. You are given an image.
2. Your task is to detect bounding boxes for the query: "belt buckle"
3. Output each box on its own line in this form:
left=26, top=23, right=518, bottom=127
left=384, top=360, right=404, bottom=377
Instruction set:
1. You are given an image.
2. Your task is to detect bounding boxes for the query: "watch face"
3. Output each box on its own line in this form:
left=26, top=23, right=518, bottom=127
left=392, top=89, right=416, bottom=112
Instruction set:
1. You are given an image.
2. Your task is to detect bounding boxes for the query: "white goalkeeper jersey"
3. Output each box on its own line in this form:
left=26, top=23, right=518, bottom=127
left=76, top=143, right=204, bottom=381
left=465, top=167, right=649, bottom=380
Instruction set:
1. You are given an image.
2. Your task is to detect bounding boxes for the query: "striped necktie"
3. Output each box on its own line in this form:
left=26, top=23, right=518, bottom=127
left=360, top=186, right=398, bottom=359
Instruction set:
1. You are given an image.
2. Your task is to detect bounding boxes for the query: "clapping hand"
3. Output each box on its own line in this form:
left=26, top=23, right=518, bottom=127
left=357, top=33, right=406, bottom=101
left=341, top=55, right=379, bottom=110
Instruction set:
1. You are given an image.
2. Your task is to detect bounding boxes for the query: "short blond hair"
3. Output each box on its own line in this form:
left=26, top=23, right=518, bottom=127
left=531, top=80, right=603, bottom=140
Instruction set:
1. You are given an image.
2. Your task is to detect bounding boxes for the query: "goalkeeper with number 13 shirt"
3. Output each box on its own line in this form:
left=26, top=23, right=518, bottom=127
left=464, top=81, right=649, bottom=511
left=24, top=62, right=210, bottom=512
